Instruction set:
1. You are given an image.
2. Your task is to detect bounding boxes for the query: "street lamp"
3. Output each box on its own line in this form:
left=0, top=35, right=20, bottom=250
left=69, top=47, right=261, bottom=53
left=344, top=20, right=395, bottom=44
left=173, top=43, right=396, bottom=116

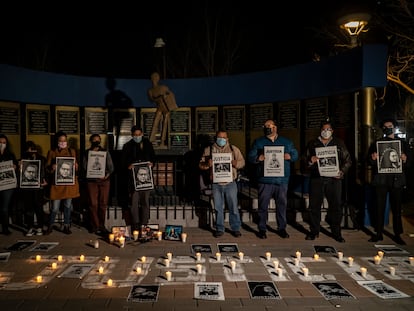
left=338, top=12, right=370, bottom=48
left=154, top=37, right=166, bottom=79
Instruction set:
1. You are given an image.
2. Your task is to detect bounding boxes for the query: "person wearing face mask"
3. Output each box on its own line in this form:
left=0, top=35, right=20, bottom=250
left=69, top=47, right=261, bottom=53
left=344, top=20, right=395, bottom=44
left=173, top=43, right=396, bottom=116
left=45, top=131, right=80, bottom=235
left=83, top=134, right=114, bottom=235
left=0, top=133, right=17, bottom=235
left=248, top=120, right=298, bottom=239
left=121, top=126, right=155, bottom=232
left=304, top=118, right=352, bottom=243
left=199, top=130, right=245, bottom=238
left=367, top=118, right=410, bottom=245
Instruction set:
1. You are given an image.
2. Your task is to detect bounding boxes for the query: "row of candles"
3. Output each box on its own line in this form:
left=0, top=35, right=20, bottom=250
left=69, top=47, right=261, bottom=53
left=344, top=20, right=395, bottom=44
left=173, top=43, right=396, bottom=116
left=108, top=232, right=189, bottom=245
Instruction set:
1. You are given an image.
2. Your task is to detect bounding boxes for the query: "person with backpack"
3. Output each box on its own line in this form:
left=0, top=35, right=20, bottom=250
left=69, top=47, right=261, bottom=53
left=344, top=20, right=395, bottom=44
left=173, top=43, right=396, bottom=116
left=199, top=129, right=245, bottom=238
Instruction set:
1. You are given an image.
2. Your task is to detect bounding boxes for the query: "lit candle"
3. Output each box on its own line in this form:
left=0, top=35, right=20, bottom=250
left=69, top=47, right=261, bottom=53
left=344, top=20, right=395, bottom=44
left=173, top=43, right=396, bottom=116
left=36, top=275, right=42, bottom=283
left=277, top=267, right=283, bottom=277
left=119, top=236, right=125, bottom=248
left=98, top=266, right=104, bottom=274
left=302, top=267, right=309, bottom=277
left=374, top=255, right=381, bottom=265
left=265, top=252, right=271, bottom=261
left=409, top=257, right=414, bottom=266
left=273, top=260, right=279, bottom=269
left=136, top=267, right=142, bottom=274
left=196, top=264, right=202, bottom=274
left=35, top=255, right=41, bottom=262
left=389, top=266, right=396, bottom=276
left=57, top=255, right=63, bottom=262
left=181, top=232, right=187, bottom=243
left=165, top=271, right=172, bottom=281
left=94, top=240, right=99, bottom=249
left=51, top=262, right=57, bottom=270
left=80, top=255, right=85, bottom=262
left=295, top=251, right=301, bottom=259
left=109, top=233, right=115, bottom=243
left=348, top=257, right=354, bottom=267
left=107, top=279, right=113, bottom=286
left=337, top=251, right=343, bottom=261
left=104, top=256, right=110, bottom=262
left=313, top=254, right=319, bottom=261
left=230, top=260, right=236, bottom=272
left=294, top=258, right=300, bottom=267
left=141, top=256, right=146, bottom=263
left=378, top=251, right=384, bottom=259
left=238, top=252, right=244, bottom=261
left=195, top=252, right=201, bottom=262
left=157, top=231, right=162, bottom=241
left=167, top=252, right=172, bottom=261
left=216, top=252, right=221, bottom=261
left=360, top=267, right=367, bottom=277
left=164, top=259, right=170, bottom=267
left=133, top=230, right=139, bottom=241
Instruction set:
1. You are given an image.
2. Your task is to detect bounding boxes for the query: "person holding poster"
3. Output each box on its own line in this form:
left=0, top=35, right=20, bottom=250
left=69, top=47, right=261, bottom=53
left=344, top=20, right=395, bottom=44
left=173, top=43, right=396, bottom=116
left=0, top=134, right=17, bottom=235
left=367, top=118, right=410, bottom=245
left=83, top=134, right=114, bottom=235
left=199, top=129, right=245, bottom=238
left=304, top=118, right=352, bottom=242
left=247, top=120, right=298, bottom=239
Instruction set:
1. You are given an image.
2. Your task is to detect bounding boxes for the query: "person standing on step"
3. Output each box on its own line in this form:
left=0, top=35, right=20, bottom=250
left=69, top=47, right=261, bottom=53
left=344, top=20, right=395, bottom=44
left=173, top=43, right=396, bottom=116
left=199, top=129, right=245, bottom=238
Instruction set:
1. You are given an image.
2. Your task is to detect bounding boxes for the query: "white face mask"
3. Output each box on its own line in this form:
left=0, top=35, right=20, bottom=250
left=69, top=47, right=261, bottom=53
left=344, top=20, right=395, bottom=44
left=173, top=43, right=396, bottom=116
left=0, top=143, right=6, bottom=152
left=321, top=129, right=332, bottom=139
left=58, top=141, right=67, bottom=149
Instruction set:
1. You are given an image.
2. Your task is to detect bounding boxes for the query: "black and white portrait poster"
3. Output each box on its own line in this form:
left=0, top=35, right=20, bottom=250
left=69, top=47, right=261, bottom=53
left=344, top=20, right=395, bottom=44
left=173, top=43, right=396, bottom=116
left=127, top=285, right=160, bottom=302
left=0, top=160, right=17, bottom=191
left=194, top=282, right=225, bottom=300
left=86, top=151, right=106, bottom=178
left=132, top=162, right=154, bottom=191
left=357, top=280, right=409, bottom=299
left=248, top=281, right=281, bottom=299
left=312, top=282, right=355, bottom=300
left=315, top=146, right=340, bottom=177
left=20, top=159, right=41, bottom=188
left=377, top=140, right=402, bottom=174
left=59, top=264, right=94, bottom=279
left=55, top=157, right=75, bottom=185
left=212, top=153, right=232, bottom=183
left=264, top=146, right=284, bottom=177
left=217, top=243, right=239, bottom=253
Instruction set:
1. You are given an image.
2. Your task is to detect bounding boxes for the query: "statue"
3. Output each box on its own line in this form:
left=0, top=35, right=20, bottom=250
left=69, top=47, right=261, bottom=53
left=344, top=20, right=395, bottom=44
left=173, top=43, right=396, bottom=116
left=147, top=72, right=178, bottom=148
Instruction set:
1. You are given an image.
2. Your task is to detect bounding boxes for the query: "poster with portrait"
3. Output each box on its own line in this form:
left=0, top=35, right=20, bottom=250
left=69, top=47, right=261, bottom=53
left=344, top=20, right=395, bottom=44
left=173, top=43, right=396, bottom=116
left=315, top=146, right=340, bottom=177
left=377, top=140, right=402, bottom=174
left=55, top=157, right=75, bottom=185
left=212, top=153, right=233, bottom=183
left=194, top=282, right=225, bottom=300
left=264, top=146, right=284, bottom=177
left=132, top=162, right=154, bottom=191
left=86, top=150, right=106, bottom=179
left=248, top=281, right=281, bottom=299
left=0, top=160, right=17, bottom=191
left=127, top=284, right=160, bottom=302
left=20, top=159, right=41, bottom=188
left=164, top=224, right=182, bottom=241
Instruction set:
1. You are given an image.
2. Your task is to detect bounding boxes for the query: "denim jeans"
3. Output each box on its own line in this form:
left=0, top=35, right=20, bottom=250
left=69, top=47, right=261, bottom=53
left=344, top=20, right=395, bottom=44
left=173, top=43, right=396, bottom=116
left=257, top=183, right=288, bottom=232
left=212, top=181, right=241, bottom=232
left=50, top=198, right=72, bottom=226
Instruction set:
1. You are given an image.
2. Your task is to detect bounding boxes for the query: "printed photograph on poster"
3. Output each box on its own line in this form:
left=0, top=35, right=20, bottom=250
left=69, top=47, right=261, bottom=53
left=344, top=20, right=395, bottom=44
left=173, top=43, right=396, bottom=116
left=315, top=146, right=340, bottom=177
left=377, top=140, right=402, bottom=173
left=264, top=146, right=284, bottom=177
left=111, top=226, right=130, bottom=239
left=217, top=243, right=239, bottom=253
left=127, top=284, right=160, bottom=302
left=6, top=240, right=36, bottom=251
left=132, top=162, right=154, bottom=191
left=248, top=281, right=281, bottom=299
left=357, top=280, right=409, bottom=299
left=191, top=244, right=213, bottom=254
left=212, top=153, right=233, bottom=183
left=29, top=242, right=59, bottom=252
left=55, top=157, right=75, bottom=185
left=312, top=282, right=355, bottom=300
left=164, top=225, right=183, bottom=241
left=0, top=160, right=17, bottom=191
left=86, top=151, right=106, bottom=178
left=20, top=159, right=41, bottom=188
left=194, top=282, right=225, bottom=300
left=59, top=264, right=94, bottom=279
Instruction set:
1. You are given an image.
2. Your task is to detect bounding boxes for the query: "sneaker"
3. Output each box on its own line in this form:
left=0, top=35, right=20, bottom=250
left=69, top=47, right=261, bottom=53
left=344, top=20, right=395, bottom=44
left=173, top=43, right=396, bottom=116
left=25, top=228, right=35, bottom=237
left=233, top=231, right=242, bottom=238
left=36, top=228, right=43, bottom=236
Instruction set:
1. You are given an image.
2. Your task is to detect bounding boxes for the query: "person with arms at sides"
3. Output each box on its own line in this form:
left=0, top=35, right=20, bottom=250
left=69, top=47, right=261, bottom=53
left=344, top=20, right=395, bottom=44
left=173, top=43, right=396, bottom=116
left=304, top=118, right=352, bottom=243
left=199, top=129, right=245, bottom=238
left=247, top=120, right=298, bottom=239
left=121, top=126, right=155, bottom=232
left=147, top=72, right=178, bottom=148
left=367, top=118, right=410, bottom=245
left=20, top=141, right=47, bottom=236
left=0, top=134, right=17, bottom=235
left=83, top=134, right=114, bottom=236
left=45, top=131, right=80, bottom=235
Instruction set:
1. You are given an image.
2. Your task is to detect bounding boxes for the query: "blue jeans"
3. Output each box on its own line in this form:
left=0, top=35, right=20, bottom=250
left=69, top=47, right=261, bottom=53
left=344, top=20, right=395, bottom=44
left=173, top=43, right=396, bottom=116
left=257, top=183, right=288, bottom=232
left=0, top=189, right=14, bottom=232
left=50, top=199, right=72, bottom=226
left=212, top=181, right=241, bottom=232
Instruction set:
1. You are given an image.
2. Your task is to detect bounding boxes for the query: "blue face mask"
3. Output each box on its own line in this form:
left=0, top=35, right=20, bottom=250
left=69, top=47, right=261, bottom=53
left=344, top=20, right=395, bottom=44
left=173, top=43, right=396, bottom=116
left=133, top=136, right=142, bottom=143
left=216, top=138, right=227, bottom=147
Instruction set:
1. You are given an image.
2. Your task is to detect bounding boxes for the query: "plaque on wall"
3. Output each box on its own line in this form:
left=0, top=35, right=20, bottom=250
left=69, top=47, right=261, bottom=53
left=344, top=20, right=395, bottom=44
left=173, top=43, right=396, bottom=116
left=331, top=94, right=353, bottom=129
left=223, top=106, right=244, bottom=131
left=56, top=108, right=79, bottom=134
left=28, top=109, right=49, bottom=134
left=278, top=101, right=299, bottom=129
left=196, top=107, right=218, bottom=133
left=0, top=105, right=20, bottom=134
left=85, top=109, right=108, bottom=134
left=305, top=98, right=328, bottom=129
left=249, top=103, right=273, bottom=130
left=170, top=134, right=190, bottom=150
left=170, top=108, right=190, bottom=133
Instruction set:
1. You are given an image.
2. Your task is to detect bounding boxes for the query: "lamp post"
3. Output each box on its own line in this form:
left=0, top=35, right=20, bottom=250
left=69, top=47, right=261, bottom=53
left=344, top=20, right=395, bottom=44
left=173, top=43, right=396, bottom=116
left=337, top=13, right=371, bottom=48
left=154, top=37, right=166, bottom=79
